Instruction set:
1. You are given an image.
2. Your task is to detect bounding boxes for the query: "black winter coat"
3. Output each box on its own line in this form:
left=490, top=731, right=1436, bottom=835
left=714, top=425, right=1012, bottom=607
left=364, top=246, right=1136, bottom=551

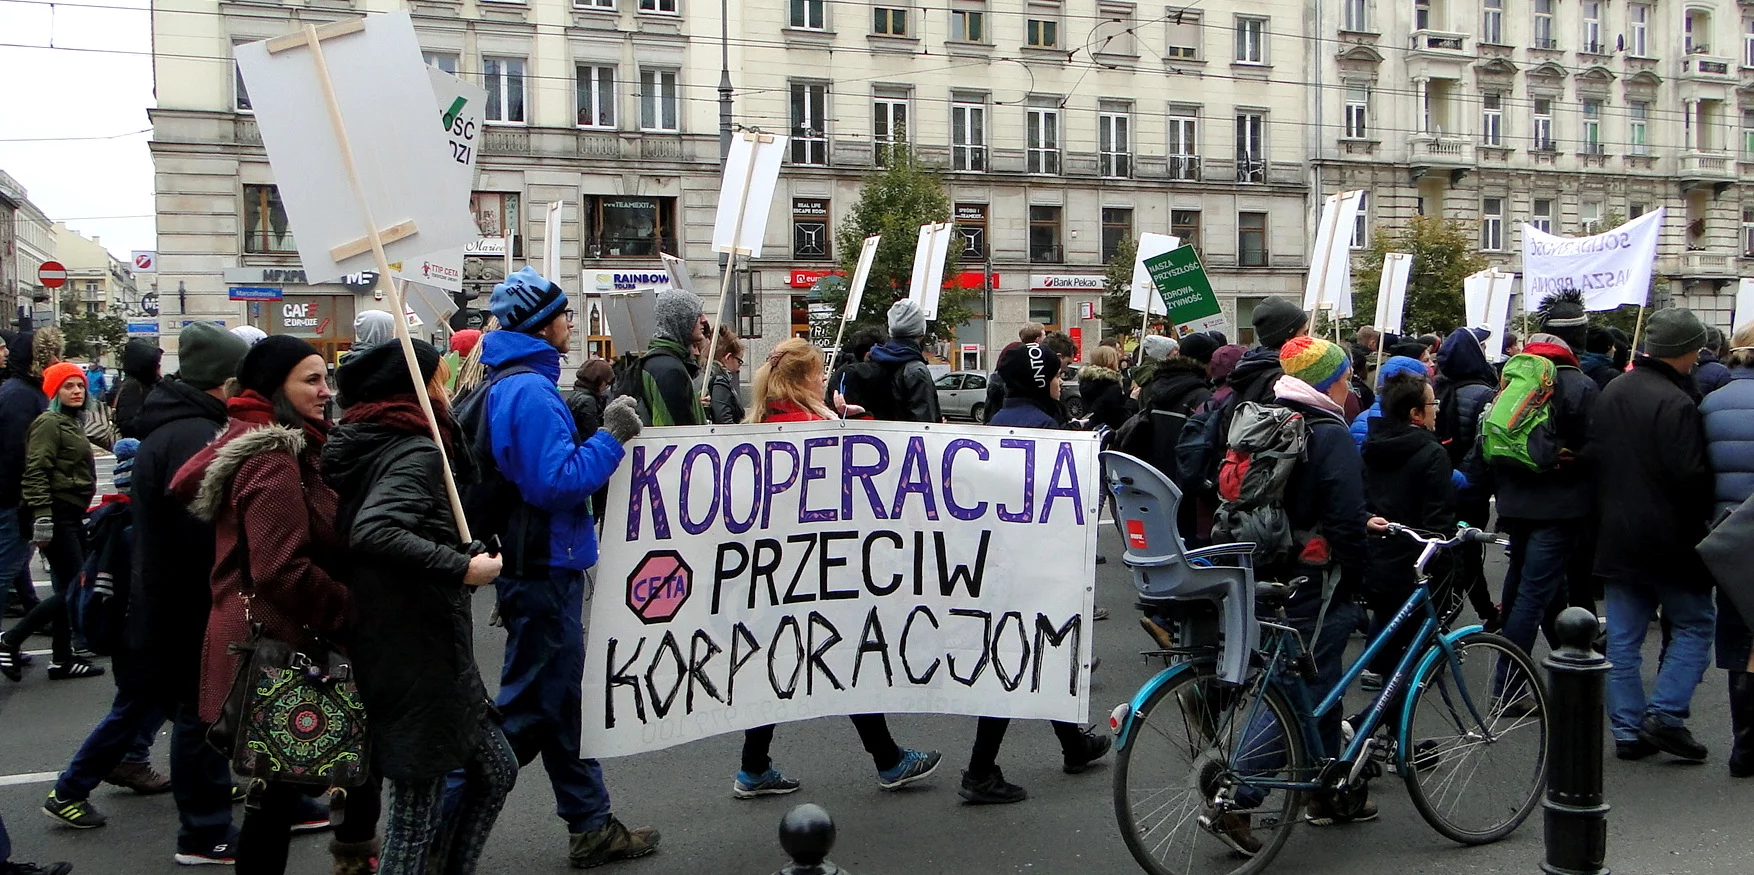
left=707, top=363, right=744, bottom=425
left=322, top=423, right=487, bottom=781
left=0, top=332, right=46, bottom=509
left=1362, top=418, right=1455, bottom=595
left=1076, top=366, right=1132, bottom=431
left=1591, top=357, right=1715, bottom=587
left=1276, top=399, right=1370, bottom=601
left=1142, top=358, right=1213, bottom=419
left=566, top=385, right=607, bottom=437
left=129, top=378, right=229, bottom=705
left=1490, top=365, right=1599, bottom=521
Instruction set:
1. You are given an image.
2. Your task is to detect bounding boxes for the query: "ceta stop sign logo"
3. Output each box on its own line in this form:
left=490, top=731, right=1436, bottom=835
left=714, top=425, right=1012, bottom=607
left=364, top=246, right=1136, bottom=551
left=626, top=550, right=692, bottom=624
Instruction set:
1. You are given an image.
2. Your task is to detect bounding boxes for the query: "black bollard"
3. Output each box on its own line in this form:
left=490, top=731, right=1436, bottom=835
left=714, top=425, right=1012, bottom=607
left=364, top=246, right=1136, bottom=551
left=774, top=803, right=847, bottom=875
left=1541, top=606, right=1611, bottom=875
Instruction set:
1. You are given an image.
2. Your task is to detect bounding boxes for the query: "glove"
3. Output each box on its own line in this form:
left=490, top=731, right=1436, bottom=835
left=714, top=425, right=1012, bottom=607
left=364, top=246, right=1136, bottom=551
left=32, top=517, right=53, bottom=545
left=602, top=395, right=643, bottom=443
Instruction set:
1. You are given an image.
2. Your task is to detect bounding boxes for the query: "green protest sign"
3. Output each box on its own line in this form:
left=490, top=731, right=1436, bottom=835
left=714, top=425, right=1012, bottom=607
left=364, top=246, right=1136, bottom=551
left=1143, top=246, right=1224, bottom=333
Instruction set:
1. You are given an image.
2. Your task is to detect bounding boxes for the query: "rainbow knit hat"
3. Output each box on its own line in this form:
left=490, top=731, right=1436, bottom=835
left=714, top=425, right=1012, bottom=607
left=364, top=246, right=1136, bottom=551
left=1280, top=336, right=1351, bottom=392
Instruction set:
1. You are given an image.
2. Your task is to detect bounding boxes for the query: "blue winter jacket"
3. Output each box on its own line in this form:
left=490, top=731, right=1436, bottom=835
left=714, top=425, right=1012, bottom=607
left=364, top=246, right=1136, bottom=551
left=480, top=331, right=626, bottom=573
left=1348, top=356, right=1435, bottom=451
left=990, top=397, right=1061, bottom=430
left=1700, top=367, right=1754, bottom=518
left=1697, top=351, right=1732, bottom=398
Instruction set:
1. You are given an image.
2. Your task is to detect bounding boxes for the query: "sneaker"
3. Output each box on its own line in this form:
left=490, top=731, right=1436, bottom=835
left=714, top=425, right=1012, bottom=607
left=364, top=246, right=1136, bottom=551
left=1615, top=738, right=1658, bottom=760
left=876, top=748, right=942, bottom=790
left=105, top=762, right=172, bottom=795
left=1140, top=616, right=1176, bottom=650
left=0, top=861, right=75, bottom=875
left=1305, top=793, right=1379, bottom=827
left=174, top=838, right=237, bottom=866
left=0, top=642, right=20, bottom=682
left=958, top=768, right=1027, bottom=805
left=1061, top=726, right=1112, bottom=774
left=1198, top=806, right=1263, bottom=857
left=69, top=646, right=98, bottom=663
left=42, top=791, right=107, bottom=829
left=1359, top=671, right=1384, bottom=692
left=1638, top=715, right=1708, bottom=762
left=230, top=784, right=246, bottom=805
left=568, top=816, right=660, bottom=869
left=1093, top=606, right=1110, bottom=621
left=290, top=794, right=332, bottom=833
left=45, top=661, right=103, bottom=681
left=732, top=768, right=801, bottom=799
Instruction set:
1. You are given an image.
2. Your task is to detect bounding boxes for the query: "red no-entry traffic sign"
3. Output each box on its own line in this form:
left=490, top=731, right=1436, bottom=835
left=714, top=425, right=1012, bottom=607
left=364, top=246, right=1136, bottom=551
left=37, top=262, right=67, bottom=289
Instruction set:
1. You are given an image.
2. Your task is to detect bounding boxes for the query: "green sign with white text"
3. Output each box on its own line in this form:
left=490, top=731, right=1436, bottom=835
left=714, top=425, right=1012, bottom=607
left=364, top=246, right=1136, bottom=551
left=1144, top=246, right=1223, bottom=332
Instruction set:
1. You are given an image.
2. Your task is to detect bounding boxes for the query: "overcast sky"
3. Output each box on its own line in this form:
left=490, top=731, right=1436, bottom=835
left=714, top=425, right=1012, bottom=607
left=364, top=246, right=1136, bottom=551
left=0, top=0, right=156, bottom=260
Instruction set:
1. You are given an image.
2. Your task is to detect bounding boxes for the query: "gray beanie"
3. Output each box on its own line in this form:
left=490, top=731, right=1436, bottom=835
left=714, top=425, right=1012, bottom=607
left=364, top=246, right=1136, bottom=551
left=888, top=299, right=927, bottom=339
left=1251, top=296, right=1309, bottom=348
left=1140, top=334, right=1177, bottom=362
left=654, top=287, right=704, bottom=344
left=354, top=310, right=397, bottom=348
left=177, top=321, right=249, bottom=390
left=1644, top=307, right=1708, bottom=358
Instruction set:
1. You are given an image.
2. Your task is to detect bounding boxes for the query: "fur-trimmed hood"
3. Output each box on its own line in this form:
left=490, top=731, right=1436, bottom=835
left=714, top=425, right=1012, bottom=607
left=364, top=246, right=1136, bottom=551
left=1075, top=365, right=1122, bottom=384
left=173, top=423, right=306, bottom=522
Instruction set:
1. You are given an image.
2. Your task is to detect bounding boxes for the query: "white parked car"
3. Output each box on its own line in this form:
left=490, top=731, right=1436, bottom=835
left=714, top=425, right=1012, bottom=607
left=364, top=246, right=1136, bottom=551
left=934, top=372, right=992, bottom=421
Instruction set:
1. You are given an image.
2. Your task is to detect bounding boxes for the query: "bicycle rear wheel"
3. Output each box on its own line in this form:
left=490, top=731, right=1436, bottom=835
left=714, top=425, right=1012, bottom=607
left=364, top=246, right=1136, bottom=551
left=1401, top=631, right=1549, bottom=845
left=1114, top=665, right=1305, bottom=875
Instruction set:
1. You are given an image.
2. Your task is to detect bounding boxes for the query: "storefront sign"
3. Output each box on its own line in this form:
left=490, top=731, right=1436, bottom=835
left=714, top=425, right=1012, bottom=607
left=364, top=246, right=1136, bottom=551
left=271, top=295, right=355, bottom=339
left=464, top=237, right=508, bottom=256
left=127, top=319, right=160, bottom=336
left=592, top=270, right=674, bottom=292
left=229, top=286, right=284, bottom=301
left=790, top=269, right=845, bottom=288
left=1030, top=275, right=1105, bottom=291
left=223, top=267, right=309, bottom=286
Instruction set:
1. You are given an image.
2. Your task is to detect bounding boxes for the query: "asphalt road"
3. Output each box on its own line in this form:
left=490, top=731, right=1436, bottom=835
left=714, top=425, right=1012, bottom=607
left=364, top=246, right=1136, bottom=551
left=2, top=521, right=1751, bottom=875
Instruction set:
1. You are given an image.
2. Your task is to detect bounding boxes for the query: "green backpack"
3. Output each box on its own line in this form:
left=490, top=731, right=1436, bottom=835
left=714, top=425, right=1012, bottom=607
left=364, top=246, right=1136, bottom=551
left=1478, top=353, right=1563, bottom=472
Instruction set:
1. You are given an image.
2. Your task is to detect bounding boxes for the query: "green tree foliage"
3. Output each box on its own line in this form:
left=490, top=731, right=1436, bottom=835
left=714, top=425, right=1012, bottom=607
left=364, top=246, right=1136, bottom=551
left=58, top=299, right=128, bottom=364
left=1101, top=235, right=1145, bottom=338
left=1351, top=215, right=1489, bottom=337
left=822, top=142, right=974, bottom=347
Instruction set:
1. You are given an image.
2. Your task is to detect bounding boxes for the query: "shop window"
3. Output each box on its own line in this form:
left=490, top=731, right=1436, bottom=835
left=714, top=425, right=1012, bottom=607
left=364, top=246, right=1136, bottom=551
left=956, top=203, right=987, bottom=259
left=243, top=184, right=295, bottom=254
left=470, top=192, right=523, bottom=256
left=793, top=198, right=831, bottom=260
left=585, top=196, right=678, bottom=258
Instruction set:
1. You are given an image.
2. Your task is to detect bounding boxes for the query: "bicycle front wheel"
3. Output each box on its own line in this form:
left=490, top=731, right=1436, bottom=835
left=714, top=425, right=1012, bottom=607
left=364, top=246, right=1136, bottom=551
left=1401, top=631, right=1549, bottom=845
left=1115, top=665, right=1306, bottom=875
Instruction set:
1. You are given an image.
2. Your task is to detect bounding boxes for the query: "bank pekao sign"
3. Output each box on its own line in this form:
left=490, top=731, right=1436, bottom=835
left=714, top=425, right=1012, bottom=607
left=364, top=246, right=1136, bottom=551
left=1030, top=274, right=1105, bottom=291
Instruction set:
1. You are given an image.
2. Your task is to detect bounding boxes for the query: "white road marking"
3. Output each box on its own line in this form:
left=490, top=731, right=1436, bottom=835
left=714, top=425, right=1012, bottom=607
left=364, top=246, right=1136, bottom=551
left=0, top=771, right=59, bottom=787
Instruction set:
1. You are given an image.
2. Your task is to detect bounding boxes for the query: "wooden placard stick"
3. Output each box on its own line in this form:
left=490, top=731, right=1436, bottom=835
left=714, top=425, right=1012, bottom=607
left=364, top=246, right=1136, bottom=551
left=700, top=131, right=776, bottom=393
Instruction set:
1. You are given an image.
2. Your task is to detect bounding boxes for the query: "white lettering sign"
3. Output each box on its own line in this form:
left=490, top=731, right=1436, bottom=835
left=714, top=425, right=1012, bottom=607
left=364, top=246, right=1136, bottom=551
left=1521, top=209, right=1663, bottom=312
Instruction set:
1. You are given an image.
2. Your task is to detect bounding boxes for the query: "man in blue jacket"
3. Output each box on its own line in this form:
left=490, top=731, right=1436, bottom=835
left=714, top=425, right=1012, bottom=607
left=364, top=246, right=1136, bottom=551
left=475, top=267, right=660, bottom=868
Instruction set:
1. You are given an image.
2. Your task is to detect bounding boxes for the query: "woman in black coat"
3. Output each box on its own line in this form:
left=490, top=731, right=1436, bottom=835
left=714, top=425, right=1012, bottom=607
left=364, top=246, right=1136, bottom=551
left=1076, top=346, right=1132, bottom=431
left=323, top=341, right=516, bottom=875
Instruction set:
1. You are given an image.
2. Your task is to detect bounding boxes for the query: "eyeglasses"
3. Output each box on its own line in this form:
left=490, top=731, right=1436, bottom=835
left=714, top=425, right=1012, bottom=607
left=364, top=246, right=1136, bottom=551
left=564, top=308, right=577, bottom=323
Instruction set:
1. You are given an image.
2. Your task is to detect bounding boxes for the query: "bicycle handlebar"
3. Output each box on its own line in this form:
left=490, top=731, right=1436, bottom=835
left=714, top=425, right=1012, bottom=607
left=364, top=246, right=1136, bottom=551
left=1381, top=522, right=1501, bottom=547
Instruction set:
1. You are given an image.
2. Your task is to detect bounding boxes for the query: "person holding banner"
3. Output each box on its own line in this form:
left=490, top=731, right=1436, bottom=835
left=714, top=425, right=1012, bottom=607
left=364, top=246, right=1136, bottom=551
left=630, top=288, right=708, bottom=428
left=730, top=338, right=946, bottom=798
left=470, top=269, right=661, bottom=869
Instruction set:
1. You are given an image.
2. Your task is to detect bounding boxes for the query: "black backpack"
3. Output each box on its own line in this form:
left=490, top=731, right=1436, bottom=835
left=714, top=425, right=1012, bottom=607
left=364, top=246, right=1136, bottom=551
left=453, top=364, right=536, bottom=542
left=70, top=500, right=132, bottom=656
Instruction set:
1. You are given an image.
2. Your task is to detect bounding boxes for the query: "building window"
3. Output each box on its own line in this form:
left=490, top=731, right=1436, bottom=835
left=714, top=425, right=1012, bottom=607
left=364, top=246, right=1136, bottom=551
left=1026, top=104, right=1060, bottom=174
left=1026, top=18, right=1059, bottom=48
left=1686, top=9, right=1711, bottom=54
left=1482, top=0, right=1503, bottom=44
left=576, top=65, right=615, bottom=128
left=1101, top=208, right=1132, bottom=263
left=470, top=192, right=521, bottom=252
left=1629, top=5, right=1650, bottom=57
left=956, top=203, right=987, bottom=259
left=1237, top=211, right=1268, bottom=267
left=952, top=99, right=987, bottom=171
left=1533, top=199, right=1554, bottom=234
left=874, top=91, right=908, bottom=164
left=1629, top=101, right=1650, bottom=154
left=1342, top=0, right=1367, bottom=32
left=422, top=52, right=458, bottom=74
left=1630, top=202, right=1648, bottom=219
left=639, top=69, right=679, bottom=132
left=1745, top=18, right=1754, bottom=67
left=483, top=57, right=527, bottom=124
left=790, top=82, right=828, bottom=165
left=1169, top=109, right=1199, bottom=180
left=1533, top=0, right=1555, bottom=49
left=1743, top=109, right=1754, bottom=156
left=873, top=7, right=908, bottom=35
left=1166, top=11, right=1201, bottom=59
left=1343, top=86, right=1368, bottom=139
left=1234, top=16, right=1266, bottom=63
left=1350, top=192, right=1369, bottom=249
left=1482, top=197, right=1504, bottom=250
left=585, top=196, right=677, bottom=258
left=1413, top=0, right=1430, bottom=30
left=1743, top=208, right=1754, bottom=256
left=1235, top=111, right=1265, bottom=182
left=242, top=184, right=294, bottom=254
left=1583, top=99, right=1604, bottom=154
left=1172, top=209, right=1201, bottom=252
left=1482, top=92, right=1503, bottom=146
left=952, top=9, right=986, bottom=43
left=1028, top=206, right=1062, bottom=263
left=576, top=0, right=614, bottom=8
left=1582, top=1, right=1603, bottom=53
left=793, top=198, right=830, bottom=260
left=1098, top=105, right=1131, bottom=178
left=1095, top=2, right=1138, bottom=55
left=790, top=0, right=825, bottom=29
left=1532, top=98, right=1554, bottom=151
left=233, top=51, right=252, bottom=112
left=1028, top=296, right=1060, bottom=329
left=638, top=0, right=676, bottom=12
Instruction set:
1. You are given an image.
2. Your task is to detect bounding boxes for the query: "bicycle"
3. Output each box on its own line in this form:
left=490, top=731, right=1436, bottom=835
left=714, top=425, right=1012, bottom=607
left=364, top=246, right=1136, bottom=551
left=1100, top=452, right=1549, bottom=875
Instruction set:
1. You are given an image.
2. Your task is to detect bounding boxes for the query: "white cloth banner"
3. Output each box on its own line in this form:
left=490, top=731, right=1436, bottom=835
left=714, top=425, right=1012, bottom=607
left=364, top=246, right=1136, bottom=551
left=1129, top=233, right=1178, bottom=314
left=581, top=421, right=1100, bottom=758
left=1464, top=270, right=1517, bottom=362
left=1737, top=278, right=1754, bottom=330
left=1303, top=190, right=1364, bottom=316
left=1521, top=208, right=1663, bottom=312
left=1374, top=252, right=1413, bottom=335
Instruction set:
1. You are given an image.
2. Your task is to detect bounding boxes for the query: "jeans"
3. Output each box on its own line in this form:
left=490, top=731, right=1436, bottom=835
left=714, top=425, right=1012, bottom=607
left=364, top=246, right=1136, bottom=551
left=1235, top=595, right=1365, bottom=808
left=1500, top=520, right=1578, bottom=659
left=966, top=718, right=1090, bottom=777
left=381, top=717, right=517, bottom=875
left=1, top=514, right=84, bottom=663
left=169, top=701, right=236, bottom=853
left=742, top=715, right=903, bottom=776
left=54, top=685, right=166, bottom=800
left=237, top=779, right=381, bottom=875
left=123, top=718, right=163, bottom=765
left=0, top=506, right=32, bottom=618
left=1605, top=577, right=1716, bottom=741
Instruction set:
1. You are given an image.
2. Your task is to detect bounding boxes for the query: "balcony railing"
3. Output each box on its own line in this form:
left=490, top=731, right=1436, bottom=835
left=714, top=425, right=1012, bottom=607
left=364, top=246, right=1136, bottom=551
left=1683, top=251, right=1736, bottom=276
left=1682, top=55, right=1737, bottom=78
left=1681, top=150, right=1737, bottom=178
left=1029, top=244, right=1064, bottom=264
left=1168, top=155, right=1201, bottom=180
left=1409, top=29, right=1469, bottom=54
left=1409, top=135, right=1475, bottom=164
left=1235, top=157, right=1266, bottom=183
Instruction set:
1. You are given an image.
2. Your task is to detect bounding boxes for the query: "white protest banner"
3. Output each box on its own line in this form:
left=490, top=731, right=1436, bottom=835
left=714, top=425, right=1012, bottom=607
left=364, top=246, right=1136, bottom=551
left=1303, top=190, right=1365, bottom=314
left=402, top=280, right=456, bottom=330
left=235, top=13, right=480, bottom=284
left=1374, top=252, right=1413, bottom=335
left=580, top=420, right=1100, bottom=758
left=542, top=200, right=564, bottom=279
left=907, top=222, right=956, bottom=321
left=1128, top=233, right=1177, bottom=315
left=390, top=66, right=485, bottom=294
left=826, top=235, right=882, bottom=371
left=660, top=252, right=695, bottom=294
left=1738, top=278, right=1754, bottom=329
left=1465, top=269, right=1517, bottom=362
left=710, top=132, right=788, bottom=258
left=605, top=288, right=658, bottom=352
left=1521, top=208, right=1663, bottom=312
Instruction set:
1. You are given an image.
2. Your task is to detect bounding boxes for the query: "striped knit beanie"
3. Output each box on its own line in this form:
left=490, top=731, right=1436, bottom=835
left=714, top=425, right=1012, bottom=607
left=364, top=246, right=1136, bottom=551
left=1279, top=336, right=1351, bottom=392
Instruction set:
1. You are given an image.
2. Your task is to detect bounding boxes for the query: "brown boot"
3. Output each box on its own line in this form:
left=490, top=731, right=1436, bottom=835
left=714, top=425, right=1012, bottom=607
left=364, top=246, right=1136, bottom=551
left=105, top=761, right=172, bottom=795
left=329, top=837, right=379, bottom=875
left=569, top=817, right=660, bottom=869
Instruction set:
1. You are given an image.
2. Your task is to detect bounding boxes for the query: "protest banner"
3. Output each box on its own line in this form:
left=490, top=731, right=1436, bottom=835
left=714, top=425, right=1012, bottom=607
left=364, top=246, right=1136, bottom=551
left=826, top=235, right=881, bottom=370
left=1738, top=278, right=1754, bottom=329
left=1521, top=209, right=1663, bottom=313
left=605, top=288, right=658, bottom=353
left=1464, top=268, right=1517, bottom=362
left=908, top=222, right=957, bottom=321
left=1128, top=233, right=1177, bottom=316
left=1303, top=191, right=1365, bottom=322
left=1143, top=246, right=1226, bottom=336
left=703, top=131, right=789, bottom=381
left=389, top=66, right=484, bottom=294
left=1374, top=252, right=1413, bottom=336
left=580, top=420, right=1100, bottom=758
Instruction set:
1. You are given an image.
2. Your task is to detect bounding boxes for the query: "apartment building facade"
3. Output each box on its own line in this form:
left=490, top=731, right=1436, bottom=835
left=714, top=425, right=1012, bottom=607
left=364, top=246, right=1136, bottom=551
left=149, top=0, right=1314, bottom=368
left=53, top=224, right=140, bottom=318
left=1314, top=0, right=1754, bottom=328
left=0, top=170, right=56, bottom=329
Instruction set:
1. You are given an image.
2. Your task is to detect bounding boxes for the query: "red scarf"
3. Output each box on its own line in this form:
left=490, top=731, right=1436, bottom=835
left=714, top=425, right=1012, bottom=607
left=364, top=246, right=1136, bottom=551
left=227, top=390, right=331, bottom=445
left=340, top=394, right=459, bottom=452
